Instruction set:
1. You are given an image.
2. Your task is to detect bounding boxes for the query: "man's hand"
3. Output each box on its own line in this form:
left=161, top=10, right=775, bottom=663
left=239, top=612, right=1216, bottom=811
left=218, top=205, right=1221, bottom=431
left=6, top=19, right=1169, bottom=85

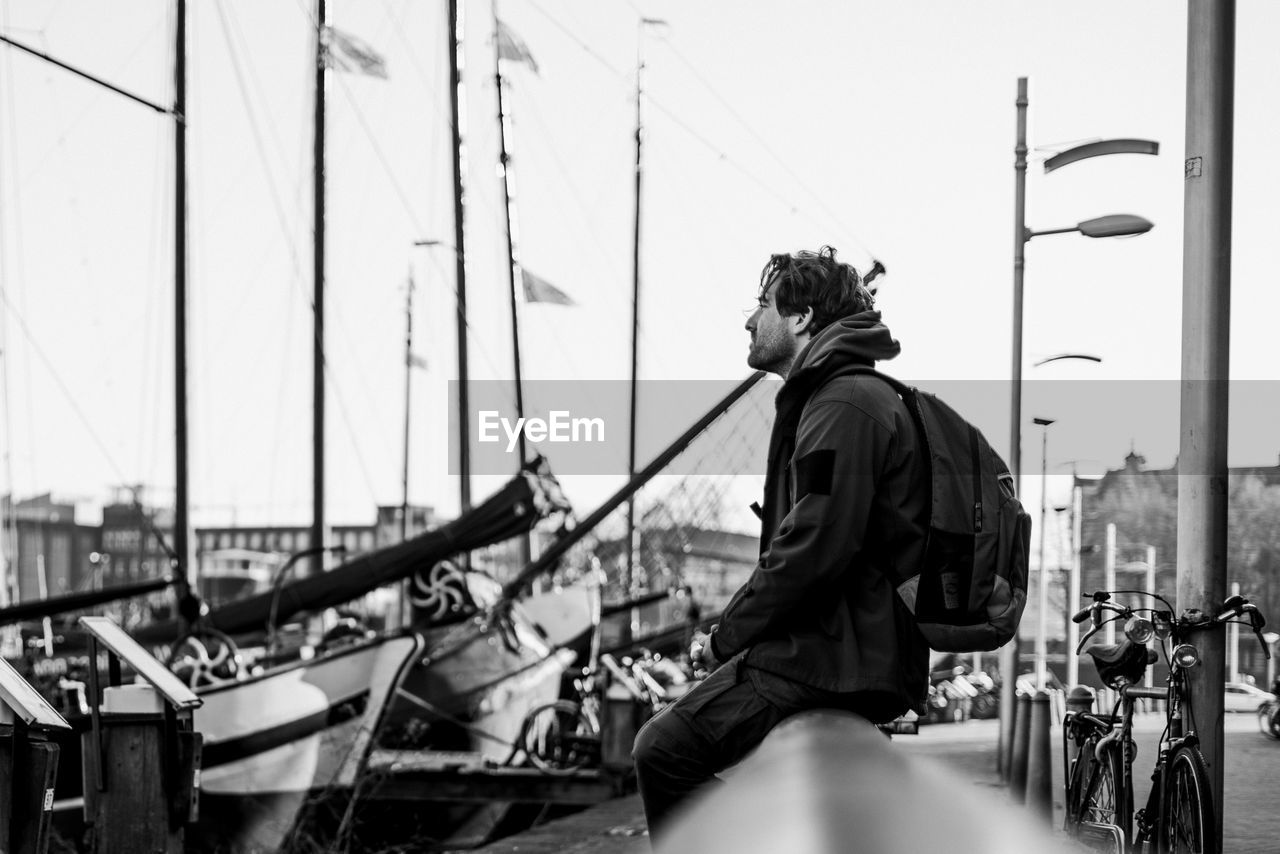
left=689, top=626, right=722, bottom=676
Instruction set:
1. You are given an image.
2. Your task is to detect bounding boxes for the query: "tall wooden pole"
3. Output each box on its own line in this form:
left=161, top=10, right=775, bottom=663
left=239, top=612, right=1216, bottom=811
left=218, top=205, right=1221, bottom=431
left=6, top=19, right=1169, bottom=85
left=492, top=6, right=525, bottom=459
left=1179, top=2, right=1234, bottom=843
left=401, top=270, right=414, bottom=542
left=311, top=0, right=327, bottom=573
left=625, top=22, right=648, bottom=607
left=448, top=0, right=472, bottom=515
left=173, top=0, right=192, bottom=608
left=998, top=76, right=1028, bottom=781
left=491, top=2, right=530, bottom=571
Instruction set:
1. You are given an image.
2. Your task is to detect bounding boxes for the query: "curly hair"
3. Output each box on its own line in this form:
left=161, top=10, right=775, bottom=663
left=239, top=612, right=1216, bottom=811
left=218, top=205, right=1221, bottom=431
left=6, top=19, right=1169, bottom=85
left=758, top=245, right=875, bottom=336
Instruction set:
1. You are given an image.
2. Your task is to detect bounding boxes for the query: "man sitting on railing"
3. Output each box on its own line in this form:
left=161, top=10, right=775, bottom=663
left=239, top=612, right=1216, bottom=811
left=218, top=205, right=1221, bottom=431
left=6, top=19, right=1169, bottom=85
left=632, top=247, right=930, bottom=844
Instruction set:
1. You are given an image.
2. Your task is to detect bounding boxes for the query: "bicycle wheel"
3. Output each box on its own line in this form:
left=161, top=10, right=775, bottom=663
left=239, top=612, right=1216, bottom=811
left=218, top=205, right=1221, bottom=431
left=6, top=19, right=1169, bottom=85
left=1063, top=728, right=1096, bottom=833
left=1160, top=745, right=1216, bottom=854
left=1258, top=704, right=1279, bottom=739
left=516, top=700, right=600, bottom=773
left=1078, top=742, right=1124, bottom=832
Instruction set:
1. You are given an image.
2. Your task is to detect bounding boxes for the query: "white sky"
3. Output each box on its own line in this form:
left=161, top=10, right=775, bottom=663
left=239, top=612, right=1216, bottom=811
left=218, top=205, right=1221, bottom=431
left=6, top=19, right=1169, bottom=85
left=0, top=1, right=1277, bottom=538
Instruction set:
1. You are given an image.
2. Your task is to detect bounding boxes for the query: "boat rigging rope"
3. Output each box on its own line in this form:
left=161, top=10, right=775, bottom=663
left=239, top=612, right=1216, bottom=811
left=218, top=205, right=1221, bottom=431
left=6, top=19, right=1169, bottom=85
left=391, top=683, right=521, bottom=751
left=522, top=0, right=885, bottom=265
left=651, top=35, right=879, bottom=262
left=0, top=290, right=130, bottom=485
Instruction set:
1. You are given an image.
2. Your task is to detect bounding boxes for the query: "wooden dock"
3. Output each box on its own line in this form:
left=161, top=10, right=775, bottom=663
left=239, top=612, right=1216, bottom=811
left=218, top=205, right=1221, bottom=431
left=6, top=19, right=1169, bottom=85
left=363, top=749, right=622, bottom=805
left=465, top=793, right=649, bottom=854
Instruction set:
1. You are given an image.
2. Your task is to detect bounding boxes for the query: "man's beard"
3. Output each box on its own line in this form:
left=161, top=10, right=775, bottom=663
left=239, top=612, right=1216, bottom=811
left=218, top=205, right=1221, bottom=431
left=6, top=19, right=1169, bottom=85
left=747, top=333, right=793, bottom=375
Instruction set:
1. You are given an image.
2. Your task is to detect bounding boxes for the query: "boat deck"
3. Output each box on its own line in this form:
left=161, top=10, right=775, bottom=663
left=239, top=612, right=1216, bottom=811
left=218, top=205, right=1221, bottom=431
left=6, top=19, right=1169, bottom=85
left=362, top=749, right=623, bottom=805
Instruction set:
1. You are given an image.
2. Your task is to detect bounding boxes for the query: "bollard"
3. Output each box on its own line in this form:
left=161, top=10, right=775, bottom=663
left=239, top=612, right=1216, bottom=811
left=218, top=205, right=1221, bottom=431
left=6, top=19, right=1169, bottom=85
left=602, top=679, right=643, bottom=770
left=599, top=654, right=650, bottom=771
left=1065, top=685, right=1095, bottom=716
left=1008, top=692, right=1031, bottom=802
left=0, top=658, right=72, bottom=854
left=78, top=617, right=203, bottom=854
left=1024, top=691, right=1053, bottom=824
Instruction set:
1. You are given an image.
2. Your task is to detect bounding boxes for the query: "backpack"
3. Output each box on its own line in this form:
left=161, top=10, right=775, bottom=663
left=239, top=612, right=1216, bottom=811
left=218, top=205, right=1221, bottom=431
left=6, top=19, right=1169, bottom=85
left=849, top=368, right=1032, bottom=652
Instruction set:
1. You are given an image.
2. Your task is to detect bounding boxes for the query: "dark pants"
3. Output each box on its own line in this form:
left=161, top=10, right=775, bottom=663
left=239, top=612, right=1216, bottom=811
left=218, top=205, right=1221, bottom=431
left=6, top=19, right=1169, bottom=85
left=632, top=655, right=901, bottom=844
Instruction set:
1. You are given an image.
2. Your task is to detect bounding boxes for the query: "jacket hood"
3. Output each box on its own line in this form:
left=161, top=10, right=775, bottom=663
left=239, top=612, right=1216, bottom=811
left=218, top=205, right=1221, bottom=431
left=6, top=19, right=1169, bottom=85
left=786, top=311, right=900, bottom=394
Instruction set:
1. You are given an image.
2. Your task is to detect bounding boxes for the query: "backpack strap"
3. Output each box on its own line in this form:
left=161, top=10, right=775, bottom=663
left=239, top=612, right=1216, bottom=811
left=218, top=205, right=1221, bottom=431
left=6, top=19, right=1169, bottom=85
left=817, top=365, right=935, bottom=593
left=834, top=364, right=913, bottom=400
left=967, top=422, right=983, bottom=533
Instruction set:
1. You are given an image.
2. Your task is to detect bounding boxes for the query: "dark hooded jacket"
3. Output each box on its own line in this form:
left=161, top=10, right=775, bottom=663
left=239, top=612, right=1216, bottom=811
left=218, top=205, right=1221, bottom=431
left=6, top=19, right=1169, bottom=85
left=710, top=311, right=930, bottom=716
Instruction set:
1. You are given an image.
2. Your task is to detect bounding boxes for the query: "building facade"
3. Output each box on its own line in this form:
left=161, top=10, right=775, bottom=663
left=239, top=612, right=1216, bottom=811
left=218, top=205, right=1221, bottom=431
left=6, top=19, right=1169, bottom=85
left=4, top=494, right=101, bottom=603
left=1048, top=450, right=1280, bottom=686
left=4, top=488, right=435, bottom=627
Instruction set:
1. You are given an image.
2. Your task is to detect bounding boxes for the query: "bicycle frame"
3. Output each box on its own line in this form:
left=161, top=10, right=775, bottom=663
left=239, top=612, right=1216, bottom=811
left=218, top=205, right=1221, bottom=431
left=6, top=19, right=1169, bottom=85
left=1127, top=671, right=1192, bottom=850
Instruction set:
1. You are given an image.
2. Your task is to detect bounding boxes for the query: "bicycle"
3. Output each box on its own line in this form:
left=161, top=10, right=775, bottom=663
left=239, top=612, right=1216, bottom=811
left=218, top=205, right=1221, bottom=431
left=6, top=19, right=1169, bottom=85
left=1257, top=696, right=1280, bottom=740
left=510, top=650, right=671, bottom=773
left=1061, top=589, right=1270, bottom=853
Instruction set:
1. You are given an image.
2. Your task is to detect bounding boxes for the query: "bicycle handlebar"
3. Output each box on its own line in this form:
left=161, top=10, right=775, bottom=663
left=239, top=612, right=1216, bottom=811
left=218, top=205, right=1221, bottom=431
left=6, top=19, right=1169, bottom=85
left=1215, top=594, right=1247, bottom=623
left=1122, top=684, right=1168, bottom=701
left=1075, top=590, right=1271, bottom=658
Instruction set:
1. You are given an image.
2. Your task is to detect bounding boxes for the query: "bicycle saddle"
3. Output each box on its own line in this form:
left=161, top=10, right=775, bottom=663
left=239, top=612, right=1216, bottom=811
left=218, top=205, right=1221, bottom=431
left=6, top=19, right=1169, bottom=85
left=1086, top=640, right=1156, bottom=687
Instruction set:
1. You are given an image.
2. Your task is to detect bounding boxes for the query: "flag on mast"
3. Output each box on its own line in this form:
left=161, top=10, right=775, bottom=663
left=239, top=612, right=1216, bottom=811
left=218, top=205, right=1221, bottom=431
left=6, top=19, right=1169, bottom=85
left=496, top=20, right=540, bottom=74
left=522, top=269, right=575, bottom=305
left=322, top=26, right=389, bottom=79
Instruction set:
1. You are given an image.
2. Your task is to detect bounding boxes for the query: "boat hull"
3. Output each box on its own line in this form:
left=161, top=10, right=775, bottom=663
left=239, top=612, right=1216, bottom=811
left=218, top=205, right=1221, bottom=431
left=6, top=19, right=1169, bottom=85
left=50, top=616, right=570, bottom=853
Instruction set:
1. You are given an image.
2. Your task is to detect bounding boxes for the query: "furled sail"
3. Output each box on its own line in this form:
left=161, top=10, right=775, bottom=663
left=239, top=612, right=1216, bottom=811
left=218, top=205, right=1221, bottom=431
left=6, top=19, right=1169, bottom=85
left=131, top=462, right=568, bottom=643
left=0, top=463, right=567, bottom=638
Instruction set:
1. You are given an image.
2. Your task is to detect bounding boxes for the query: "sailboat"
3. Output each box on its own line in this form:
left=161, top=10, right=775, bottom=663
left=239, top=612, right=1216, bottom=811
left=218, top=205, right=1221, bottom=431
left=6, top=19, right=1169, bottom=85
left=0, top=463, right=572, bottom=851
left=0, top=3, right=583, bottom=850
left=0, top=2, right=773, bottom=850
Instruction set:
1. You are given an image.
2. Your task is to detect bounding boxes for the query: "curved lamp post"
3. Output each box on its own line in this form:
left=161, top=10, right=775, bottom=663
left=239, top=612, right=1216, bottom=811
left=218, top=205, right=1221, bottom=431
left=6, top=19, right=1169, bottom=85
left=1030, top=354, right=1104, bottom=690
left=1028, top=214, right=1154, bottom=241
left=999, top=76, right=1158, bottom=781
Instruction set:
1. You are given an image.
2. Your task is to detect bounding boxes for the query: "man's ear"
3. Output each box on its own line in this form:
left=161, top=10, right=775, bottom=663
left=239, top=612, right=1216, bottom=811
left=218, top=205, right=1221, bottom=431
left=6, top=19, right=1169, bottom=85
left=790, top=307, right=816, bottom=336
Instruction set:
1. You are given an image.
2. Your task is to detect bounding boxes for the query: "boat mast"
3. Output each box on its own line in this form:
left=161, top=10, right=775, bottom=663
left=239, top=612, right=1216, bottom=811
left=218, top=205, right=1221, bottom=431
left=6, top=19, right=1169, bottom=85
left=625, top=20, right=647, bottom=603
left=490, top=2, right=530, bottom=569
left=491, top=4, right=526, bottom=462
left=626, top=19, right=664, bottom=607
left=401, top=269, right=414, bottom=541
left=0, top=22, right=194, bottom=615
left=311, top=0, right=327, bottom=574
left=173, top=0, right=193, bottom=612
left=449, top=0, right=472, bottom=516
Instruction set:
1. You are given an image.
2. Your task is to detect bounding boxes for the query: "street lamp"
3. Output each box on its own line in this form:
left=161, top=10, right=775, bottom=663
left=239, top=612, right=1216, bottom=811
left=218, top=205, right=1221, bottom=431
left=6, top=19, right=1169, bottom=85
left=998, top=76, right=1158, bottom=778
left=1030, top=353, right=1102, bottom=691
left=1027, top=214, right=1153, bottom=241
left=1012, top=208, right=1155, bottom=496
left=1033, top=417, right=1055, bottom=690
left=1034, top=353, right=1101, bottom=368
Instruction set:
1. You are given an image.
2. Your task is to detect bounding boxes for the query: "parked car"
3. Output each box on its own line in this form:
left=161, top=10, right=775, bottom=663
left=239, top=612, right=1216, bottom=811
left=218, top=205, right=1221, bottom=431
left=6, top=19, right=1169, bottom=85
left=1224, top=681, right=1276, bottom=713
